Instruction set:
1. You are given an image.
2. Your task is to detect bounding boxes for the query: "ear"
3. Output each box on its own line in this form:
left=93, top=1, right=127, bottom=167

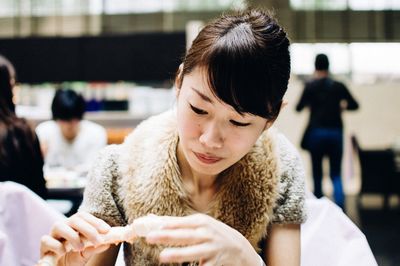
left=175, top=63, right=184, bottom=97
left=262, top=100, right=287, bottom=130
left=281, top=100, right=288, bottom=109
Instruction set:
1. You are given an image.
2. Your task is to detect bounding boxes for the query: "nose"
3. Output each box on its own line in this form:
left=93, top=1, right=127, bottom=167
left=199, top=122, right=224, bottom=149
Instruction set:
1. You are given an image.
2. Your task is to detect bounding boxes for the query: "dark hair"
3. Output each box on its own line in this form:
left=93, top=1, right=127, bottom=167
left=315, top=53, right=329, bottom=71
left=0, top=55, right=16, bottom=114
left=0, top=54, right=37, bottom=164
left=51, top=89, right=86, bottom=120
left=176, top=9, right=291, bottom=120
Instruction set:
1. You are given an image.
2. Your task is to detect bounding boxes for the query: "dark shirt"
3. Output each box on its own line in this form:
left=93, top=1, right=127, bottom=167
left=296, top=77, right=359, bottom=129
left=0, top=127, right=47, bottom=199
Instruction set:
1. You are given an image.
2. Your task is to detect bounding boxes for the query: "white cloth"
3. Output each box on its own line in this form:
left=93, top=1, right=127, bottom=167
left=0, top=182, right=64, bottom=266
left=36, top=120, right=107, bottom=171
left=301, top=197, right=378, bottom=266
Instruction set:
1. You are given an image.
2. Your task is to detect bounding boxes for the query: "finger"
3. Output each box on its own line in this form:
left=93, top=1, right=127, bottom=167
left=201, top=260, right=215, bottom=266
left=197, top=255, right=222, bottom=266
left=67, top=216, right=103, bottom=246
left=146, top=228, right=211, bottom=246
left=51, top=221, right=83, bottom=251
left=40, top=235, right=66, bottom=258
left=75, top=212, right=110, bottom=234
left=158, top=214, right=210, bottom=230
left=199, top=258, right=206, bottom=266
left=159, top=243, right=214, bottom=264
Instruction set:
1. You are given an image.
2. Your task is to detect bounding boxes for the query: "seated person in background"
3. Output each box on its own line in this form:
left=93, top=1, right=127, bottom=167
left=0, top=54, right=47, bottom=199
left=36, top=89, right=107, bottom=173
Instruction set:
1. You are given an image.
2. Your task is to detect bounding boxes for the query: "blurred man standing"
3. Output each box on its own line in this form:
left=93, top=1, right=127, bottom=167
left=296, top=54, right=359, bottom=210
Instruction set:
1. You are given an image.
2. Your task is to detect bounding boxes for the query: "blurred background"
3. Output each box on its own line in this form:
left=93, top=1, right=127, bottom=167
left=0, top=0, right=399, bottom=265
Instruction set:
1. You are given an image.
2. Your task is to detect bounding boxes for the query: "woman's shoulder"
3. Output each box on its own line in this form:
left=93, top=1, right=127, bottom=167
left=270, top=131, right=307, bottom=224
left=258, top=129, right=302, bottom=173
left=85, top=145, right=124, bottom=199
left=275, top=132, right=301, bottom=164
left=94, top=144, right=123, bottom=167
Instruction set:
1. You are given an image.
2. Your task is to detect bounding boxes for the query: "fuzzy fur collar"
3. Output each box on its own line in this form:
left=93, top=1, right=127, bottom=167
left=117, top=110, right=280, bottom=265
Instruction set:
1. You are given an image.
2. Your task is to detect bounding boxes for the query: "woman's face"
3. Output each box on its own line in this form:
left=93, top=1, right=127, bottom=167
left=176, top=67, right=271, bottom=178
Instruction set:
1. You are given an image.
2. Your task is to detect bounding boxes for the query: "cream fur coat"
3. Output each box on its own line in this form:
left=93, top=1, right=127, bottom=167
left=80, top=110, right=306, bottom=265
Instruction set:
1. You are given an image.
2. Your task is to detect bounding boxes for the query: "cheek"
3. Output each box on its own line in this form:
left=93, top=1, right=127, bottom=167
left=227, top=131, right=260, bottom=156
left=178, top=113, right=201, bottom=141
left=227, top=139, right=249, bottom=156
left=184, top=121, right=201, bottom=140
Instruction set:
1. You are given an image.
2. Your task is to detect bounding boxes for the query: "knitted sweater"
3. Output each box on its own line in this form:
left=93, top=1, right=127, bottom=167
left=80, top=110, right=306, bottom=265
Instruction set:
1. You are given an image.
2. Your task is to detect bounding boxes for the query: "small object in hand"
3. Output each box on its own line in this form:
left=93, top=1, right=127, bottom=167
left=36, top=214, right=163, bottom=266
left=132, top=214, right=164, bottom=237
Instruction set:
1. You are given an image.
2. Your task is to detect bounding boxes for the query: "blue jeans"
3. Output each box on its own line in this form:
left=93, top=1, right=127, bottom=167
left=307, top=128, right=345, bottom=209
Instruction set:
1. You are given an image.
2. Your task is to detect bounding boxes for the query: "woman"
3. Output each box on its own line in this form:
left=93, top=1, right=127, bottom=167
left=40, top=9, right=305, bottom=265
left=0, top=54, right=47, bottom=199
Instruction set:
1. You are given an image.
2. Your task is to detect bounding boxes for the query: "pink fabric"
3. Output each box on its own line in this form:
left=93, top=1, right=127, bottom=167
left=0, top=182, right=64, bottom=266
left=301, top=197, right=378, bottom=266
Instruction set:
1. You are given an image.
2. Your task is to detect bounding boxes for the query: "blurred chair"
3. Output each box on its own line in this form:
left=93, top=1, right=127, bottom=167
left=351, top=135, right=399, bottom=209
left=106, top=127, right=133, bottom=145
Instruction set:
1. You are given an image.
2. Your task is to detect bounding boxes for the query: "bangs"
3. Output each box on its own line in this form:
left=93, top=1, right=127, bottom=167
left=180, top=10, right=290, bottom=120
left=203, top=29, right=281, bottom=120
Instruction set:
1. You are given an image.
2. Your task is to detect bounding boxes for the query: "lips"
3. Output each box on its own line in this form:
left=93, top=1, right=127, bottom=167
left=193, top=152, right=222, bottom=164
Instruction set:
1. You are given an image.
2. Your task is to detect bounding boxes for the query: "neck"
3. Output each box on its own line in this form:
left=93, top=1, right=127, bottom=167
left=177, top=142, right=217, bottom=195
left=64, top=136, right=76, bottom=142
left=315, top=70, right=329, bottom=79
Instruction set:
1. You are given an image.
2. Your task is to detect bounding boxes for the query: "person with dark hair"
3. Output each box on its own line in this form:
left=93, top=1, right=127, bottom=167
left=296, top=53, right=359, bottom=210
left=315, top=53, right=329, bottom=71
left=36, top=89, right=106, bottom=171
left=39, top=9, right=305, bottom=266
left=0, top=54, right=47, bottom=199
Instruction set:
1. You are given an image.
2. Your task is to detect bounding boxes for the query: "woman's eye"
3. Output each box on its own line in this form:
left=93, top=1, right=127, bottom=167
left=230, top=120, right=251, bottom=127
left=190, top=104, right=208, bottom=115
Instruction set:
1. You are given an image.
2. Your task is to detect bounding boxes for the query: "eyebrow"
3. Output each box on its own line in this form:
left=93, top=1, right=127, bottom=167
left=191, top=87, right=214, bottom=104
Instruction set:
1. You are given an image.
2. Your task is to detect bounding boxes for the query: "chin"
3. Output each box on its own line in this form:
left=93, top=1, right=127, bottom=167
left=189, top=156, right=225, bottom=176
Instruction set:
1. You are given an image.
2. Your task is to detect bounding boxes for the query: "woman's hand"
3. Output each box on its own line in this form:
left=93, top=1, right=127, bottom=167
left=40, top=211, right=111, bottom=266
left=144, top=213, right=261, bottom=266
